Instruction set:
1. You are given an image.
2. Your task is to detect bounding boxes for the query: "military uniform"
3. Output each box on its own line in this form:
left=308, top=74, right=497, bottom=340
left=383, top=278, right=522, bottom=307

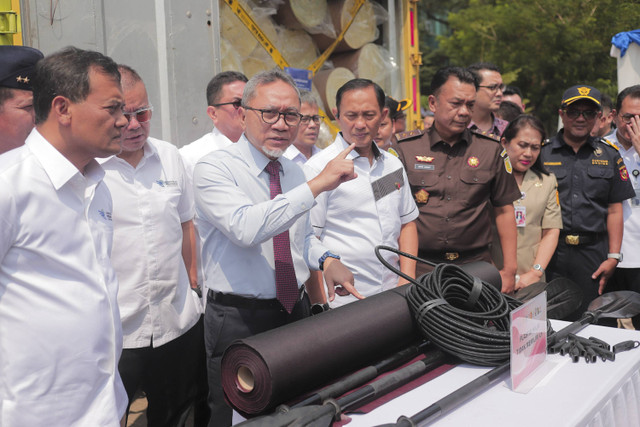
left=541, top=130, right=635, bottom=315
left=395, top=127, right=520, bottom=277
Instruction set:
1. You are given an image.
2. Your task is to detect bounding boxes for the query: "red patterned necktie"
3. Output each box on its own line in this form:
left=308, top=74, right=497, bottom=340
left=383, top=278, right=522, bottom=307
left=265, top=160, right=299, bottom=313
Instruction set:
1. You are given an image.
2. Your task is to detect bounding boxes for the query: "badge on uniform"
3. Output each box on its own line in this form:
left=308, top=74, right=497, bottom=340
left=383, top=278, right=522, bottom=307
left=504, top=156, right=513, bottom=174
left=467, top=156, right=479, bottom=168
left=415, top=189, right=429, bottom=204
left=620, top=165, right=630, bottom=181
left=388, top=147, right=399, bottom=158
left=515, top=205, right=526, bottom=227
left=594, top=147, right=603, bottom=157
left=416, top=155, right=434, bottom=163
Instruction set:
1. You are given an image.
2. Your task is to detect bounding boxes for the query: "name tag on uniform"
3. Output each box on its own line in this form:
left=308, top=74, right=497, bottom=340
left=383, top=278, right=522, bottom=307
left=515, top=205, right=526, bottom=227
left=415, top=164, right=435, bottom=170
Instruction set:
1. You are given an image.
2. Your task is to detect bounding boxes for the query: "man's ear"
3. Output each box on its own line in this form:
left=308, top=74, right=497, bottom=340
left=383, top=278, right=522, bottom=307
left=52, top=96, right=72, bottom=126
left=332, top=107, right=338, bottom=118
left=206, top=105, right=216, bottom=123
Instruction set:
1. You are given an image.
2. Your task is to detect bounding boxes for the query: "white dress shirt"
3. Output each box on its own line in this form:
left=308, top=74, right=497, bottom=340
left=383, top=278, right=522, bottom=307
left=607, top=132, right=640, bottom=267
left=101, top=138, right=200, bottom=348
left=193, top=135, right=327, bottom=298
left=305, top=134, right=419, bottom=307
left=283, top=143, right=321, bottom=167
left=180, top=127, right=233, bottom=181
left=0, top=129, right=126, bottom=426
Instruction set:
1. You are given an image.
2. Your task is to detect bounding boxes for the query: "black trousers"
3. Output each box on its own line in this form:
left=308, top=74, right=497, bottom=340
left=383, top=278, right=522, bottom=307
left=547, top=238, right=607, bottom=321
left=119, top=316, right=208, bottom=427
left=204, top=292, right=310, bottom=427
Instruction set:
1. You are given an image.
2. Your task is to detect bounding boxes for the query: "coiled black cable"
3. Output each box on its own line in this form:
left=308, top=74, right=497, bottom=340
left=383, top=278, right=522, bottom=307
left=375, top=245, right=552, bottom=367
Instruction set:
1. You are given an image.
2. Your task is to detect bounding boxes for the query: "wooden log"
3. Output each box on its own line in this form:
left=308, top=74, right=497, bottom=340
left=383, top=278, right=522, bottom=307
left=220, top=38, right=244, bottom=74
left=313, top=67, right=355, bottom=119
left=312, top=0, right=378, bottom=54
left=331, top=43, right=392, bottom=94
left=277, top=28, right=318, bottom=69
left=242, top=45, right=277, bottom=78
left=275, top=0, right=328, bottom=30
left=220, top=0, right=279, bottom=59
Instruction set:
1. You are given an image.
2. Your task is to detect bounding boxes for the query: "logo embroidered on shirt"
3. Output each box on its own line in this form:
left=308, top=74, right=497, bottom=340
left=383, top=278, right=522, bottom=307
left=415, top=156, right=434, bottom=163
left=467, top=156, right=479, bottom=168
left=98, top=209, right=113, bottom=221
left=592, top=159, right=609, bottom=166
left=620, top=165, right=629, bottom=181
left=155, top=180, right=179, bottom=187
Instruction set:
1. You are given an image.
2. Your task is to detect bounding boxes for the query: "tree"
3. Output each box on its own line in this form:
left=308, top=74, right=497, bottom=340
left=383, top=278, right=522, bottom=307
left=423, top=0, right=640, bottom=133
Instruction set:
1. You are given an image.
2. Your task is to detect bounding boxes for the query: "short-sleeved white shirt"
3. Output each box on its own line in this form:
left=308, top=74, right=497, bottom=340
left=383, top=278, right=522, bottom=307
left=180, top=127, right=233, bottom=181
left=305, top=134, right=418, bottom=307
left=607, top=132, right=640, bottom=267
left=0, top=129, right=126, bottom=426
left=101, top=138, right=200, bottom=348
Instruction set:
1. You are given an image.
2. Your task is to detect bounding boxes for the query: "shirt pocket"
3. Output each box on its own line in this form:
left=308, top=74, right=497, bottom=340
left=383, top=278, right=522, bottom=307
left=585, top=165, right=613, bottom=201
left=459, top=168, right=492, bottom=207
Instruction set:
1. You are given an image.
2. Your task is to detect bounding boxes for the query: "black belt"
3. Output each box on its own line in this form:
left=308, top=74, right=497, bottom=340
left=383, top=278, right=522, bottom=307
left=418, top=246, right=489, bottom=263
left=559, top=231, right=605, bottom=246
left=207, top=286, right=305, bottom=310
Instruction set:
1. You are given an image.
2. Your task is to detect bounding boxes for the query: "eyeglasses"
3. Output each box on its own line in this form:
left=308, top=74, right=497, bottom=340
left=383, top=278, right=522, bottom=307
left=619, top=113, right=638, bottom=124
left=563, top=109, right=598, bottom=120
left=124, top=106, right=153, bottom=123
left=244, top=106, right=302, bottom=126
left=212, top=100, right=242, bottom=109
left=478, top=83, right=506, bottom=92
left=300, top=114, right=324, bottom=125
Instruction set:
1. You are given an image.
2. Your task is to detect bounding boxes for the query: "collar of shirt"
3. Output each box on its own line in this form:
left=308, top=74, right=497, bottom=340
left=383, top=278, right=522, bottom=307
left=211, top=126, right=233, bottom=144
left=468, top=113, right=507, bottom=136
left=27, top=128, right=105, bottom=190
left=428, top=126, right=471, bottom=149
left=552, top=130, right=600, bottom=153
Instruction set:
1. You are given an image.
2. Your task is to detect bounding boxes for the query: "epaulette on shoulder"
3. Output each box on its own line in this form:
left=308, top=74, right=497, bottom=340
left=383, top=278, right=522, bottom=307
left=470, top=128, right=501, bottom=142
left=599, top=137, right=619, bottom=151
left=395, top=129, right=424, bottom=143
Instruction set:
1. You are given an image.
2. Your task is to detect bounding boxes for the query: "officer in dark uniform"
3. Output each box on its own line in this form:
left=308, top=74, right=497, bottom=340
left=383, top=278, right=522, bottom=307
left=395, top=66, right=521, bottom=294
left=0, top=45, right=43, bottom=154
left=541, top=84, right=635, bottom=318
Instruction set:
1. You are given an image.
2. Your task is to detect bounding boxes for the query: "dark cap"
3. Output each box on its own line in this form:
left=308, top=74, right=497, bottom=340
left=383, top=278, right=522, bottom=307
left=0, top=45, right=44, bottom=91
left=561, top=85, right=601, bottom=108
left=385, top=96, right=412, bottom=120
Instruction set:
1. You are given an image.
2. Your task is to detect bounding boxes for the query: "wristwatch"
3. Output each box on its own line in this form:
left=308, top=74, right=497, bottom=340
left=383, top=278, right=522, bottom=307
left=607, top=253, right=623, bottom=262
left=319, top=251, right=340, bottom=271
left=532, top=264, right=545, bottom=274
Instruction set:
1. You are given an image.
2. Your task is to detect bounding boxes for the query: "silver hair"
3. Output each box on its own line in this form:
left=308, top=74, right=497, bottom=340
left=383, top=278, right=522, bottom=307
left=299, top=90, right=320, bottom=107
left=242, top=68, right=301, bottom=106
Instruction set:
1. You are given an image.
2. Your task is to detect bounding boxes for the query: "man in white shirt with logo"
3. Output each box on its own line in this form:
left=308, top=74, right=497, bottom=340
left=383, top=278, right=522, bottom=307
left=101, top=65, right=205, bottom=425
left=180, top=71, right=248, bottom=178
left=605, top=84, right=640, bottom=328
left=283, top=90, right=323, bottom=166
left=194, top=69, right=363, bottom=426
left=305, top=79, right=419, bottom=307
left=0, top=47, right=128, bottom=426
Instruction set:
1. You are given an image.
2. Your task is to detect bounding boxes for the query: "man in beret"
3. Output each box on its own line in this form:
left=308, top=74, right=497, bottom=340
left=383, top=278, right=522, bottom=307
left=0, top=45, right=43, bottom=154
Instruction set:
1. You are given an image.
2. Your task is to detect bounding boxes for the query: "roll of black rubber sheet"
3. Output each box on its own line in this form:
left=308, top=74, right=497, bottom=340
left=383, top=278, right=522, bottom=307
left=221, top=285, right=420, bottom=417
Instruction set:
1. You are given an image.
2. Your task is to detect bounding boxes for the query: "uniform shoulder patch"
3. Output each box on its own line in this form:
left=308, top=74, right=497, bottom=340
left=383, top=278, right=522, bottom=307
left=470, top=128, right=501, bottom=142
left=395, top=129, right=424, bottom=143
left=600, top=137, right=619, bottom=151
